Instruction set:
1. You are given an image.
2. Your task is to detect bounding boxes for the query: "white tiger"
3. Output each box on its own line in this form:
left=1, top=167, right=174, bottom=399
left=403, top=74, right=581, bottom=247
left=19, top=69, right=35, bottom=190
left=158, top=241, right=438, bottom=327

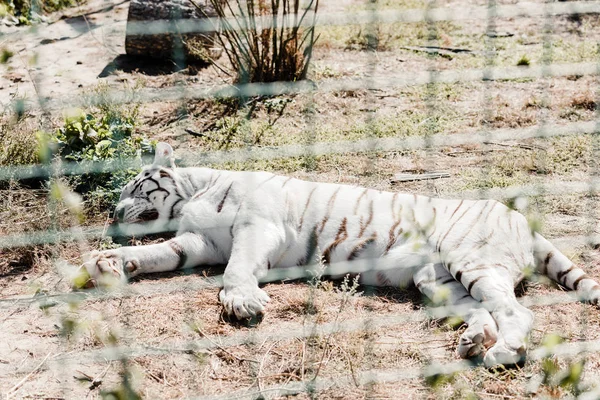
left=83, top=142, right=600, bottom=367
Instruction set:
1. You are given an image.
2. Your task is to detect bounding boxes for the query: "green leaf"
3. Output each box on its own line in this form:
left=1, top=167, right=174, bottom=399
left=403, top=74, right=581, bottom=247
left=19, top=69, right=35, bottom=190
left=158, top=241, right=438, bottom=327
left=96, top=139, right=112, bottom=151
left=542, top=334, right=564, bottom=350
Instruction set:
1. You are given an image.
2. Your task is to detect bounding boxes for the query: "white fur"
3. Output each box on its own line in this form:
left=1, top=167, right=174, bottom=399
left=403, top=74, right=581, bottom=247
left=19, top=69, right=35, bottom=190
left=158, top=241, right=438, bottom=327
left=83, top=143, right=600, bottom=367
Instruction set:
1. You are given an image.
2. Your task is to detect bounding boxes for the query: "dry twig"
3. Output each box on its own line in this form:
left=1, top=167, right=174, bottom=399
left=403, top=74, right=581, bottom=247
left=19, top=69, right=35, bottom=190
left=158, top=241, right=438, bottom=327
left=7, top=352, right=52, bottom=398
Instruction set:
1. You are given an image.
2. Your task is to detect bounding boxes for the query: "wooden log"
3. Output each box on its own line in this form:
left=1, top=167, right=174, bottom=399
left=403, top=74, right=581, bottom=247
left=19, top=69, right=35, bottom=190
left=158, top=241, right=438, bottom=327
left=125, top=0, right=219, bottom=64
left=391, top=171, right=451, bottom=183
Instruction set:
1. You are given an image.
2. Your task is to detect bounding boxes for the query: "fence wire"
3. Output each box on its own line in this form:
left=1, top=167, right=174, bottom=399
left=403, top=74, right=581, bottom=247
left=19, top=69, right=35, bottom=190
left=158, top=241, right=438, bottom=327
left=3, top=0, right=600, bottom=398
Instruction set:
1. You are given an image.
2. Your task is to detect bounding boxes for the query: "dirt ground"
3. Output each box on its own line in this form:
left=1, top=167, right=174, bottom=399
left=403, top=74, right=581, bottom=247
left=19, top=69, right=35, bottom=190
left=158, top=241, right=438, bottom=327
left=3, top=0, right=600, bottom=398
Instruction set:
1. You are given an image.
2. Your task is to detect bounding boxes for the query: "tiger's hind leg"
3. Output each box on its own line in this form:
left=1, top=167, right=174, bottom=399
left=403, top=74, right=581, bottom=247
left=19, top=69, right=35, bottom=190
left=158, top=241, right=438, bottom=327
left=453, top=261, right=534, bottom=367
left=413, top=263, right=498, bottom=359
left=534, top=232, right=600, bottom=304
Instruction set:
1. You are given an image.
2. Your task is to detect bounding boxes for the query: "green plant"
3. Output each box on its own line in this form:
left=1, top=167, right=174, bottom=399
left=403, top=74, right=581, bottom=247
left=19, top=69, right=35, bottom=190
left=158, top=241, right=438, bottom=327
left=1, top=48, right=14, bottom=63
left=199, top=0, right=319, bottom=83
left=539, top=334, right=587, bottom=397
left=53, top=109, right=155, bottom=210
left=1, top=0, right=77, bottom=24
left=517, top=54, right=531, bottom=66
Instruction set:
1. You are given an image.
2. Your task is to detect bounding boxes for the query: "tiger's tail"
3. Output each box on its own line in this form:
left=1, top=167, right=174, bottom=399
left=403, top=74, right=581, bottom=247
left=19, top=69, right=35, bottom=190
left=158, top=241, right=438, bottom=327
left=533, top=232, right=600, bottom=305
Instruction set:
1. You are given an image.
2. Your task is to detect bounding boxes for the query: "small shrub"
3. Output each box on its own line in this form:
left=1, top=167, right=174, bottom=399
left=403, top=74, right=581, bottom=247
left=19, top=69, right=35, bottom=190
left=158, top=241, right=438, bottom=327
left=1, top=0, right=77, bottom=25
left=0, top=105, right=40, bottom=167
left=571, top=92, right=597, bottom=111
left=517, top=54, right=531, bottom=66
left=53, top=109, right=155, bottom=210
left=1, top=48, right=14, bottom=63
left=200, top=0, right=319, bottom=83
left=344, top=27, right=390, bottom=52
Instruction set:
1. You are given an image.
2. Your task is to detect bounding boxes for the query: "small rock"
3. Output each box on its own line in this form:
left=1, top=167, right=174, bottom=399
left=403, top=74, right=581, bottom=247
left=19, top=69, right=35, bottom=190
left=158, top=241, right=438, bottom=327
left=5, top=72, right=24, bottom=83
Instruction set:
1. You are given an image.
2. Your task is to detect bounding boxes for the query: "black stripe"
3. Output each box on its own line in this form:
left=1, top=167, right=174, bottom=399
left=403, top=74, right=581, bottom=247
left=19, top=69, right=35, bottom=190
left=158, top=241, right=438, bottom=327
left=146, top=187, right=170, bottom=197
left=259, top=175, right=276, bottom=187
left=463, top=265, right=493, bottom=274
left=169, top=241, right=187, bottom=269
left=348, top=234, right=377, bottom=261
left=353, top=189, right=368, bottom=214
left=217, top=183, right=233, bottom=213
left=541, top=251, right=553, bottom=275
left=170, top=198, right=184, bottom=219
left=449, top=200, right=464, bottom=219
left=358, top=200, right=374, bottom=238
left=305, top=226, right=320, bottom=265
left=557, top=265, right=575, bottom=284
left=453, top=202, right=492, bottom=249
left=573, top=274, right=590, bottom=290
left=457, top=293, right=471, bottom=301
left=298, top=186, right=318, bottom=232
left=455, top=270, right=463, bottom=285
left=282, top=177, right=293, bottom=187
left=437, top=203, right=470, bottom=251
left=322, top=218, right=348, bottom=264
left=133, top=176, right=162, bottom=195
left=467, top=276, right=483, bottom=294
left=391, top=192, right=399, bottom=219
left=440, top=277, right=456, bottom=285
left=131, top=178, right=145, bottom=194
left=319, top=188, right=341, bottom=234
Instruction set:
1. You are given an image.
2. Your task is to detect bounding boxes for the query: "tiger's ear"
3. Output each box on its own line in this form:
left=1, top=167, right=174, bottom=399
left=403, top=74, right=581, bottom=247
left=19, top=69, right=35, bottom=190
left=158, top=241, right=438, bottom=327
left=153, top=142, right=176, bottom=169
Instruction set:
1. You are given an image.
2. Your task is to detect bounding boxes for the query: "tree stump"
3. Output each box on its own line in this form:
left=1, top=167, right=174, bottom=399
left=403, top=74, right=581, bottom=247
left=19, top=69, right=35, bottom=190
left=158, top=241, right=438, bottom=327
left=125, top=0, right=219, bottom=65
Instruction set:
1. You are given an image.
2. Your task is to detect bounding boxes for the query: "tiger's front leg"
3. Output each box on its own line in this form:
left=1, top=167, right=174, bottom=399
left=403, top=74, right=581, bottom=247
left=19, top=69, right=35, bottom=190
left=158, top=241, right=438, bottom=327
left=219, top=219, right=287, bottom=320
left=83, top=232, right=223, bottom=287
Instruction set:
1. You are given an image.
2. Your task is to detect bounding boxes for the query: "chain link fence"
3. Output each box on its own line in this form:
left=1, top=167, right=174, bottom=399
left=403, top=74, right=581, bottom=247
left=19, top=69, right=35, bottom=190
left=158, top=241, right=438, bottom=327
left=2, top=0, right=600, bottom=398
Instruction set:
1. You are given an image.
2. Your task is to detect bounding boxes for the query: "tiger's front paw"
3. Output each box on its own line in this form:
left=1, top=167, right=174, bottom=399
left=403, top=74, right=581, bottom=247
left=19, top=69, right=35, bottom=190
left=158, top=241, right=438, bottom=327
left=219, top=285, right=270, bottom=320
left=81, top=250, right=136, bottom=289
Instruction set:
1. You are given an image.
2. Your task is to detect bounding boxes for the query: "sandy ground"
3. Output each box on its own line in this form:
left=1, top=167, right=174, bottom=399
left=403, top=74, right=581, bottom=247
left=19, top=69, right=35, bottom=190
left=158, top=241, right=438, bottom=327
left=3, top=0, right=600, bottom=399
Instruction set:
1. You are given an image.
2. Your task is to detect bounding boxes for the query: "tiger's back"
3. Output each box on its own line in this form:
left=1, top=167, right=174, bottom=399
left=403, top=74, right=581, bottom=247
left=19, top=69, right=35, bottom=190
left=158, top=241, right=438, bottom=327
left=176, top=168, right=533, bottom=290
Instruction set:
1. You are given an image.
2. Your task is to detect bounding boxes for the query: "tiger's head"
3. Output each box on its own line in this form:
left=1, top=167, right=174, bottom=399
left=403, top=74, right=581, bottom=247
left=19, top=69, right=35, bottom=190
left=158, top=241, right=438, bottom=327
left=113, top=142, right=188, bottom=227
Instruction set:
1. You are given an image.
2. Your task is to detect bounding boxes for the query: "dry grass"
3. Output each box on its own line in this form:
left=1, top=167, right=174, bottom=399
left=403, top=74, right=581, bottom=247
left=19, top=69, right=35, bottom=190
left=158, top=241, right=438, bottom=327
left=0, top=113, right=41, bottom=166
left=4, top=0, right=600, bottom=398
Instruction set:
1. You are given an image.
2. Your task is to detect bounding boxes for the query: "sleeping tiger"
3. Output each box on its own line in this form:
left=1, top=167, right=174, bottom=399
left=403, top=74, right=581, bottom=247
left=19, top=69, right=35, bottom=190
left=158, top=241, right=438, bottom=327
left=83, top=142, right=600, bottom=367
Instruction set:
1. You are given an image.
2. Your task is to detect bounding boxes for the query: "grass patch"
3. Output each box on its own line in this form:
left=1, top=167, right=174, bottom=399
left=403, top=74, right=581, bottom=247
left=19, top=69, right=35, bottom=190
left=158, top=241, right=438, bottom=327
left=457, top=135, right=593, bottom=191
left=543, top=135, right=592, bottom=175
left=0, top=102, right=41, bottom=167
left=194, top=101, right=450, bottom=152
left=318, top=21, right=461, bottom=51
left=517, top=54, right=531, bottom=67
left=0, top=0, right=78, bottom=24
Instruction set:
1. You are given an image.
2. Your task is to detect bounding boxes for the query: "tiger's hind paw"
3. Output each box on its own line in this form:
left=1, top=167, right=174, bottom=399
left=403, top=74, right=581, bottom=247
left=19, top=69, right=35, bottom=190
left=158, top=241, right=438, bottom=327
left=458, top=322, right=498, bottom=359
left=483, top=340, right=527, bottom=367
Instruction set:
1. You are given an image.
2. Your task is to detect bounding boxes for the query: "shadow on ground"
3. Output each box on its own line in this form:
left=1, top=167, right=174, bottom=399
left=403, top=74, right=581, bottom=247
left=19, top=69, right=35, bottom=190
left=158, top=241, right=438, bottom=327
left=98, top=54, right=190, bottom=77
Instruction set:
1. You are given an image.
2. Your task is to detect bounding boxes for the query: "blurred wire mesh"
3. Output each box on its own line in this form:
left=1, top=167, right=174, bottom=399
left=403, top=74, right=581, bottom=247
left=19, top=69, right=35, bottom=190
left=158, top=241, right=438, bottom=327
left=2, top=0, right=600, bottom=398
